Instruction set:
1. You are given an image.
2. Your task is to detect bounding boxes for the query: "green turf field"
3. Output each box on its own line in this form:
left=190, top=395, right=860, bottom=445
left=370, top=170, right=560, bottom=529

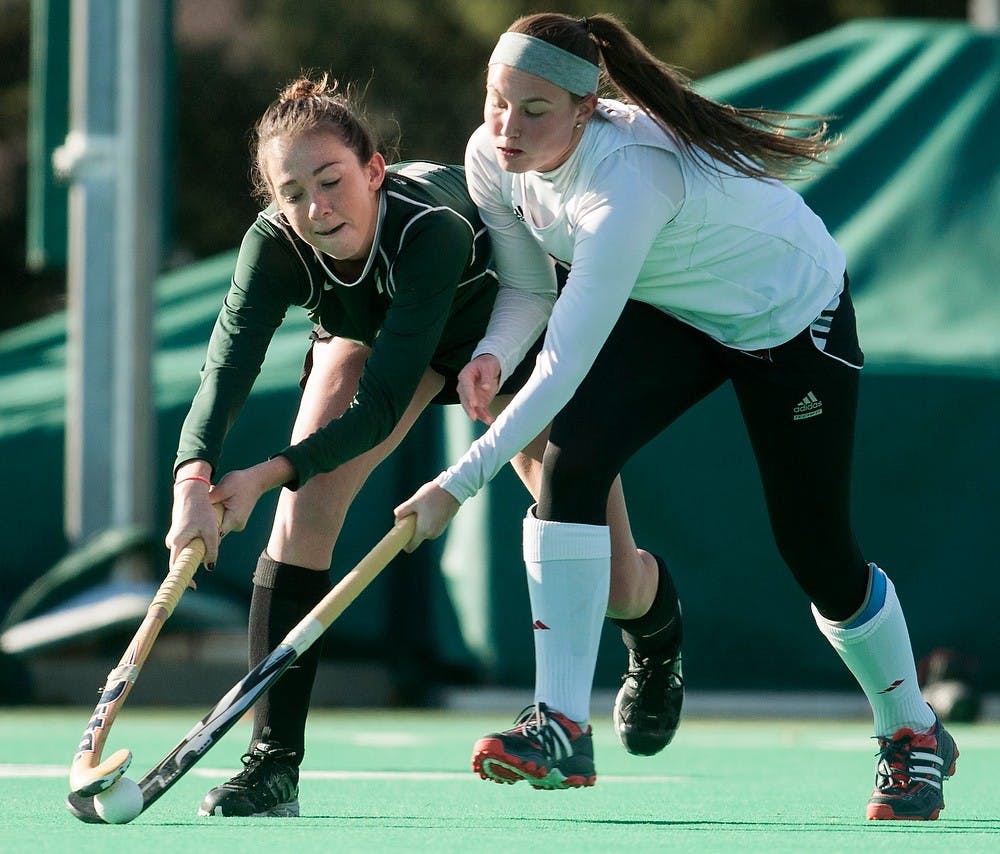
left=1, top=708, right=996, bottom=852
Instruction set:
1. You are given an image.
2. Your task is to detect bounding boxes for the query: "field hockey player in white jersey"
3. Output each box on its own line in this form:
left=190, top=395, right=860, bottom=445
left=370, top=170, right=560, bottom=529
left=395, top=12, right=958, bottom=820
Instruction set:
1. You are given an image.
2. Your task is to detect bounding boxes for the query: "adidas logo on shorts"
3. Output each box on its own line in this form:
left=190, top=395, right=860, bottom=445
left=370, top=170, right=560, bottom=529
left=793, top=391, right=823, bottom=420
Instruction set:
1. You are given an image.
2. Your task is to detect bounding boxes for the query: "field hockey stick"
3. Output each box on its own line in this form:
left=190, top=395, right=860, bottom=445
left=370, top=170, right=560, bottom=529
left=66, top=514, right=416, bottom=823
left=68, top=504, right=224, bottom=797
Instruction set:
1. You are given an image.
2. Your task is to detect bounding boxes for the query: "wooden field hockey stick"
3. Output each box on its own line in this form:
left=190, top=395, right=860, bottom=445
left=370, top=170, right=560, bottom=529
left=68, top=504, right=224, bottom=796
left=66, top=515, right=416, bottom=822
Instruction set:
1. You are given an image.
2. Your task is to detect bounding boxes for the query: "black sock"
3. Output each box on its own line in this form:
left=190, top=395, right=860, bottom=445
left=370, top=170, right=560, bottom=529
left=611, top=555, right=682, bottom=657
left=248, top=554, right=331, bottom=764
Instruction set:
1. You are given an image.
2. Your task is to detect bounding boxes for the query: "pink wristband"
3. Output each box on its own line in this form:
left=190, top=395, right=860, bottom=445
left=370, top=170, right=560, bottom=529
left=174, top=475, right=212, bottom=488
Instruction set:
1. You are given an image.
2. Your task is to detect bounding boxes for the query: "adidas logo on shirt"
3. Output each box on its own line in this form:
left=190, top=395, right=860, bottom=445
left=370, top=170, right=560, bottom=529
left=793, top=391, right=823, bottom=420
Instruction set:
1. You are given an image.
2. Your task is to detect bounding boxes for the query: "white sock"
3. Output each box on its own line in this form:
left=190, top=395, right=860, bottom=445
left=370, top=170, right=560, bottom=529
left=812, top=565, right=935, bottom=737
left=523, top=509, right=610, bottom=725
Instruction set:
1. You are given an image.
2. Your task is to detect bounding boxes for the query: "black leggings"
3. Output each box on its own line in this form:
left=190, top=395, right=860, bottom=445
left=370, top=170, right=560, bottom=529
left=539, top=294, right=870, bottom=620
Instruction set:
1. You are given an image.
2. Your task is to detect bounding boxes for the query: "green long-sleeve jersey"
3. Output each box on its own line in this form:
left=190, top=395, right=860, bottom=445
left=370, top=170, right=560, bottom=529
left=174, top=162, right=497, bottom=489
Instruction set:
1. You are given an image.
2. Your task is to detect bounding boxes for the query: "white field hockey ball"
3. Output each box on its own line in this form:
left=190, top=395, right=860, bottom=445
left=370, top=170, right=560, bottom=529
left=93, top=776, right=143, bottom=824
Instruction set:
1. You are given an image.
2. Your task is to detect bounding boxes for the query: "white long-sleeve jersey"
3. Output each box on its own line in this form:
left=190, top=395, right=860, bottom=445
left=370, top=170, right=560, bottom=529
left=436, top=100, right=846, bottom=504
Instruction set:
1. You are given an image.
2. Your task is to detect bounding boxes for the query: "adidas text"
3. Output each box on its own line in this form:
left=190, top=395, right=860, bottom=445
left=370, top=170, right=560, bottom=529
left=793, top=391, right=823, bottom=420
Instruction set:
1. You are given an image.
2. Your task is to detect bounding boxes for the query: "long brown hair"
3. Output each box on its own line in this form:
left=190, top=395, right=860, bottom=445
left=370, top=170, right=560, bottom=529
left=251, top=73, right=384, bottom=204
left=508, top=13, right=839, bottom=180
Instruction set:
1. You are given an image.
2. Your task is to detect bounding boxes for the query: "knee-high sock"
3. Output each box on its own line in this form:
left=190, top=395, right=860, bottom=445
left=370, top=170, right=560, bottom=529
left=523, top=510, right=610, bottom=724
left=249, top=554, right=332, bottom=762
left=812, top=564, right=934, bottom=736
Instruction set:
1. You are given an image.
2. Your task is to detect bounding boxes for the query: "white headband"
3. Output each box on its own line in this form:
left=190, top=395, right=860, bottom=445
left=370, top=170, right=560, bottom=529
left=489, top=32, right=600, bottom=96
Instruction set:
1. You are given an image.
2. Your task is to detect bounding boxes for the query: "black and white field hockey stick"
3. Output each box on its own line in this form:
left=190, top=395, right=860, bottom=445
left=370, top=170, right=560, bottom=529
left=69, top=505, right=223, bottom=796
left=66, top=515, right=416, bottom=823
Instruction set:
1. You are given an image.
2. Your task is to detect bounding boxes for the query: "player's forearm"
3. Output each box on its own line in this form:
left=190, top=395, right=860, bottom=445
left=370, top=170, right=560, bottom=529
left=472, top=287, right=554, bottom=381
left=253, top=455, right=298, bottom=492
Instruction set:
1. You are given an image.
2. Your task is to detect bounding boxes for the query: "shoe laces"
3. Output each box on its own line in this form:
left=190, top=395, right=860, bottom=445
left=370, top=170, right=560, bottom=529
left=624, top=652, right=684, bottom=703
left=873, top=729, right=941, bottom=793
left=232, top=741, right=297, bottom=785
left=512, top=703, right=550, bottom=737
left=510, top=703, right=583, bottom=758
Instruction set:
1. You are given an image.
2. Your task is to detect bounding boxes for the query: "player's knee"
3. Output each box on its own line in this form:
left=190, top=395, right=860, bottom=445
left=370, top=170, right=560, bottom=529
left=540, top=448, right=614, bottom=523
left=274, top=494, right=347, bottom=541
left=775, top=531, right=868, bottom=617
left=543, top=453, right=589, bottom=491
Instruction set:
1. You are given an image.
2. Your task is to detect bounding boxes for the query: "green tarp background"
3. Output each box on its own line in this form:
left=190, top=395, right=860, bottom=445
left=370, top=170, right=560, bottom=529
left=2, top=20, right=997, bottom=693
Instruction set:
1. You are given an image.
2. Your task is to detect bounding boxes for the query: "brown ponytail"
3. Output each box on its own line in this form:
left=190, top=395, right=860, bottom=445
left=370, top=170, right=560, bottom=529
left=509, top=13, right=838, bottom=181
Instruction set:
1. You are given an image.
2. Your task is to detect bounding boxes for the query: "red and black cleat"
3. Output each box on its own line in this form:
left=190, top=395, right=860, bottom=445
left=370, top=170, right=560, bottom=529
left=472, top=702, right=596, bottom=790
left=866, top=715, right=959, bottom=820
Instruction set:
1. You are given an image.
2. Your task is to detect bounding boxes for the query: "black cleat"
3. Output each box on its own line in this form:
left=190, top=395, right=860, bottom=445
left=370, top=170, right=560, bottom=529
left=199, top=735, right=300, bottom=817
left=613, top=648, right=684, bottom=756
